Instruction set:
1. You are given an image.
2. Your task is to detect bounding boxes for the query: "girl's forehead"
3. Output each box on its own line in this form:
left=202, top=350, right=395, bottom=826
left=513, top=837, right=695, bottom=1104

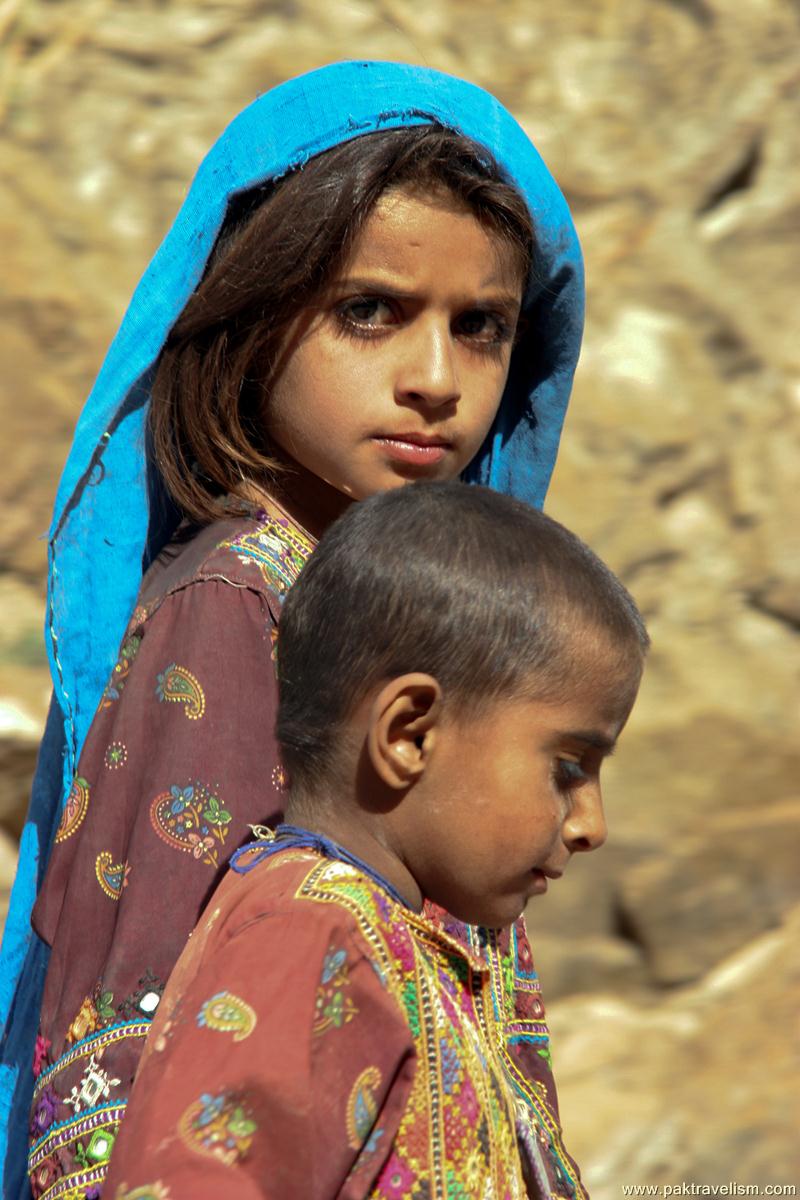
left=342, top=187, right=525, bottom=292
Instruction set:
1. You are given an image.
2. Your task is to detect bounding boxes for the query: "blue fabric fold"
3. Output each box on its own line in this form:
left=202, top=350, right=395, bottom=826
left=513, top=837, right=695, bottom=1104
left=0, top=59, right=583, bottom=1188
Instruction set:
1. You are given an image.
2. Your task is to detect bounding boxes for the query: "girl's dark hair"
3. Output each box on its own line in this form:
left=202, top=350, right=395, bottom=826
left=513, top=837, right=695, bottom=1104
left=149, top=125, right=535, bottom=522
left=277, top=482, right=649, bottom=792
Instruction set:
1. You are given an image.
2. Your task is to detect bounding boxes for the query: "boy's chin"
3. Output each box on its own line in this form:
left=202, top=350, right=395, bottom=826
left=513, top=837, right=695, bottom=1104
left=438, top=893, right=526, bottom=931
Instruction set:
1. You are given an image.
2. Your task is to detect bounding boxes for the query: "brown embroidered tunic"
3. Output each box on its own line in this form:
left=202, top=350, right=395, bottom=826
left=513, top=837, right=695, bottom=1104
left=103, top=845, right=538, bottom=1200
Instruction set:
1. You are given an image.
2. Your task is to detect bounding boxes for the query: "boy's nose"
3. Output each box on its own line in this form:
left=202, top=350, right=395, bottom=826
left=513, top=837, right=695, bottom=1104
left=562, top=786, right=608, bottom=854
left=395, top=318, right=461, bottom=409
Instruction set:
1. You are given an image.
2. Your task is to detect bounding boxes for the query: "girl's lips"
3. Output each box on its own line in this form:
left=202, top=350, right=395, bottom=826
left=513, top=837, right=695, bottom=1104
left=373, top=436, right=452, bottom=467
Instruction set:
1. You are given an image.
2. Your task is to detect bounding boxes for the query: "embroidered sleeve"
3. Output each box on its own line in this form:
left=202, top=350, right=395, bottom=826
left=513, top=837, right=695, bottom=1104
left=103, top=912, right=416, bottom=1200
left=29, top=580, right=290, bottom=1199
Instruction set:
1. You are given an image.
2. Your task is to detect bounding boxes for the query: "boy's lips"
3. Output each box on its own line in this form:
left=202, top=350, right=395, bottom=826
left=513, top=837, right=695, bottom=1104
left=372, top=432, right=454, bottom=467
left=528, top=866, right=564, bottom=895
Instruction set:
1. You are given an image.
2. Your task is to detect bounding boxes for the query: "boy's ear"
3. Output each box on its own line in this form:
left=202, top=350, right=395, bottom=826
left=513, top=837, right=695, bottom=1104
left=367, top=674, right=442, bottom=790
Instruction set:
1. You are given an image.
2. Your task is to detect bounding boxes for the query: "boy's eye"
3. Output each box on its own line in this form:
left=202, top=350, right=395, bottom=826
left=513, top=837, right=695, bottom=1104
left=554, top=758, right=588, bottom=791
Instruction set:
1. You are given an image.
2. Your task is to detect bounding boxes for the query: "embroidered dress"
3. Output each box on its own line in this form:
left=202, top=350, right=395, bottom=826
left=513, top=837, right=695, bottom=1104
left=102, top=839, right=585, bottom=1200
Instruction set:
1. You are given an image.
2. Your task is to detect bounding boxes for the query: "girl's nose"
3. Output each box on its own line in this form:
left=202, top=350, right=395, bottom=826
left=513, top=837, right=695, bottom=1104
left=395, top=318, right=461, bottom=409
left=562, top=786, right=608, bottom=854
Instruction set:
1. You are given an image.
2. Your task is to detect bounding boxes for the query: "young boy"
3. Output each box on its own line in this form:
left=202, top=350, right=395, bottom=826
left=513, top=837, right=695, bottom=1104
left=99, top=482, right=648, bottom=1200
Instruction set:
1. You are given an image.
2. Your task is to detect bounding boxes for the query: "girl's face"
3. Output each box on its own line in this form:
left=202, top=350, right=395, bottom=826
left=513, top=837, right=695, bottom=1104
left=264, top=187, right=524, bottom=523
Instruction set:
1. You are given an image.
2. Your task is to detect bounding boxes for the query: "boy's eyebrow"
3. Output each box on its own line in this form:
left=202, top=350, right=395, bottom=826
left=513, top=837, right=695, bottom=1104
left=559, top=730, right=618, bottom=755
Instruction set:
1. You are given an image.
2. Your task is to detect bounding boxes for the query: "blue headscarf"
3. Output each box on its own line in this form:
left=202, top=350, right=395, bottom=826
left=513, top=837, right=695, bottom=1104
left=0, top=60, right=583, bottom=1184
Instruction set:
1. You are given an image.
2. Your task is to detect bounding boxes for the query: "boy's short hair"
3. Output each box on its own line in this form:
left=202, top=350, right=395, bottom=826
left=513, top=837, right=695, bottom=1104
left=276, top=482, right=648, bottom=791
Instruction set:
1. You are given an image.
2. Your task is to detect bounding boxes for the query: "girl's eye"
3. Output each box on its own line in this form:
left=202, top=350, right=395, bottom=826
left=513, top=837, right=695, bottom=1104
left=336, top=296, right=395, bottom=331
left=455, top=309, right=512, bottom=345
left=554, top=759, right=588, bottom=791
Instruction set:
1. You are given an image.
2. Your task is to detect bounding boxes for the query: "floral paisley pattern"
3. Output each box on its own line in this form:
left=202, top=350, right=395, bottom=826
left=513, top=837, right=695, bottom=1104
left=155, top=664, right=206, bottom=720
left=196, top=992, right=256, bottom=1042
left=313, top=946, right=358, bottom=1036
left=149, top=783, right=231, bottom=867
left=104, top=741, right=128, bottom=770
left=346, top=1066, right=382, bottom=1150
left=54, top=776, right=90, bottom=844
left=95, top=851, right=130, bottom=900
left=112, top=1184, right=172, bottom=1200
left=101, top=634, right=142, bottom=707
left=177, top=1091, right=257, bottom=1166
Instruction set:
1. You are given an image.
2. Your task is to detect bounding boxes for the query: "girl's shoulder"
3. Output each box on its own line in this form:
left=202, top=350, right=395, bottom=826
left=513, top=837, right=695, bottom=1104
left=135, top=511, right=316, bottom=627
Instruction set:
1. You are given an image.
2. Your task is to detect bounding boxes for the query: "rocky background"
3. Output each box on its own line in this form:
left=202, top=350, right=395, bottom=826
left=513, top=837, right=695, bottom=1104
left=1, top=0, right=798, bottom=1193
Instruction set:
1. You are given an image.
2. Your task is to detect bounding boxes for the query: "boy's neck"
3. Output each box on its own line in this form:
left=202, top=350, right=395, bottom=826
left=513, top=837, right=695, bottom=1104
left=283, top=800, right=424, bottom=913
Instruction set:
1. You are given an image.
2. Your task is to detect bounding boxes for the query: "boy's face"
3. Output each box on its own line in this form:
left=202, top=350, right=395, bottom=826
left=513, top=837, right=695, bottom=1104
left=263, top=187, right=523, bottom=521
left=395, top=634, right=642, bottom=929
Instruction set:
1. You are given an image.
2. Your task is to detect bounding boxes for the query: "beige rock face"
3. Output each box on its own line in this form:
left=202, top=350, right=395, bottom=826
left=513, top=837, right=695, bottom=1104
left=1, top=0, right=797, bottom=1190
left=548, top=903, right=800, bottom=1198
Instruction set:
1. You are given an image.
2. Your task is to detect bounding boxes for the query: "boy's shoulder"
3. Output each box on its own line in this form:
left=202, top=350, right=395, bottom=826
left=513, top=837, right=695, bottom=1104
left=219, top=847, right=402, bottom=933
left=207, top=847, right=418, bottom=968
left=136, top=511, right=315, bottom=619
left=214, top=847, right=488, bottom=977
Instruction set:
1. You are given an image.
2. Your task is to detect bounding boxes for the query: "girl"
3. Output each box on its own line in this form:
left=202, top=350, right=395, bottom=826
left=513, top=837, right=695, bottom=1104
left=0, top=61, right=584, bottom=1199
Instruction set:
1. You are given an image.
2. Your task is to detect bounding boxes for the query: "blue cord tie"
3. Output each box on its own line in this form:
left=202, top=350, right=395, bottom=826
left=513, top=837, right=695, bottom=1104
left=230, top=822, right=413, bottom=910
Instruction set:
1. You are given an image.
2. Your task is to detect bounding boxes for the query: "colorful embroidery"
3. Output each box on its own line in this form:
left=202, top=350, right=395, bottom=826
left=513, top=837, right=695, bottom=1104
left=346, top=1066, right=382, bottom=1150
left=28, top=1150, right=61, bottom=1198
left=65, top=1054, right=121, bottom=1114
left=314, top=947, right=358, bottom=1036
left=155, top=664, right=206, bottom=720
left=33, top=1035, right=51, bottom=1079
left=291, top=858, right=560, bottom=1200
left=74, top=1126, right=116, bottom=1169
left=117, top=971, right=164, bottom=1021
left=178, top=1091, right=257, bottom=1166
left=29, top=1102, right=126, bottom=1200
left=196, top=992, right=256, bottom=1042
left=149, top=783, right=231, bottom=867
left=101, top=634, right=142, bottom=707
left=29, top=1086, right=59, bottom=1141
left=35, top=1023, right=150, bottom=1105
left=95, top=851, right=130, bottom=900
left=218, top=516, right=314, bottom=597
left=104, top=741, right=128, bottom=770
left=379, top=1156, right=415, bottom=1197
left=54, top=777, right=90, bottom=844
left=65, top=989, right=115, bottom=1047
